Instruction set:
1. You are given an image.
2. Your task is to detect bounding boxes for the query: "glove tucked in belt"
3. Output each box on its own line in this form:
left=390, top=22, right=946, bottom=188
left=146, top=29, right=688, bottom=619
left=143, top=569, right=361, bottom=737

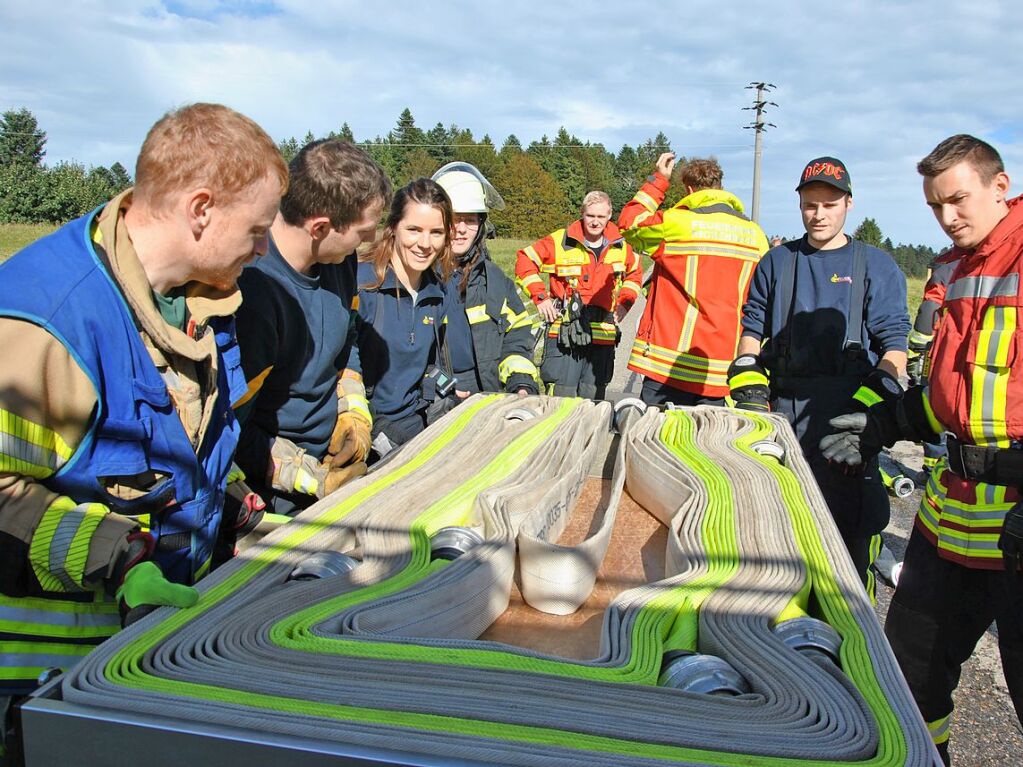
left=557, top=290, right=592, bottom=349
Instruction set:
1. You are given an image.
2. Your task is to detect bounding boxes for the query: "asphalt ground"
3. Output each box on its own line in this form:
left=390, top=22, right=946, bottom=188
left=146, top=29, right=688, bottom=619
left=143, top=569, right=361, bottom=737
left=609, top=290, right=1022, bottom=765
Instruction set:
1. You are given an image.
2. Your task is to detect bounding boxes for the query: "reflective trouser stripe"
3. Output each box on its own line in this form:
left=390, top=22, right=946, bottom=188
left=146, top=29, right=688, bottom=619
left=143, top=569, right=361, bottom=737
left=0, top=640, right=98, bottom=681
left=0, top=595, right=120, bottom=640
left=927, top=713, right=951, bottom=745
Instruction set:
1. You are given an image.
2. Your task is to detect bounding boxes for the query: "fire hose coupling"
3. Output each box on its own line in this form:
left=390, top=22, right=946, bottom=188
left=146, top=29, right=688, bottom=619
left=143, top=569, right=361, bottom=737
left=657, top=650, right=751, bottom=696
left=504, top=406, right=538, bottom=422
left=612, top=397, right=647, bottom=433
left=429, top=526, right=485, bottom=561
left=288, top=550, right=361, bottom=581
left=772, top=616, right=844, bottom=668
left=751, top=439, right=787, bottom=465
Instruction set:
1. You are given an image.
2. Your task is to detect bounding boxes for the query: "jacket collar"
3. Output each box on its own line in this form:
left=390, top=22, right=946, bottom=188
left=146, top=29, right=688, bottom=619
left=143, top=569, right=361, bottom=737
left=953, top=194, right=1023, bottom=264
left=96, top=189, right=240, bottom=361
left=564, top=219, right=624, bottom=249
left=375, top=263, right=446, bottom=301
left=675, top=188, right=746, bottom=215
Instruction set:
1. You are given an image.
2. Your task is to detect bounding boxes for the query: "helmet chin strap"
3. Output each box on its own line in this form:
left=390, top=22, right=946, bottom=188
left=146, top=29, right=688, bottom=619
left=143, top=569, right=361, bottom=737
left=457, top=213, right=489, bottom=266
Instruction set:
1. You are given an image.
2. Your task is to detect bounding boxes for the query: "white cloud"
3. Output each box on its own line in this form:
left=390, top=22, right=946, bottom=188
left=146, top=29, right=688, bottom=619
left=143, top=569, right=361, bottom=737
left=1, top=0, right=1020, bottom=246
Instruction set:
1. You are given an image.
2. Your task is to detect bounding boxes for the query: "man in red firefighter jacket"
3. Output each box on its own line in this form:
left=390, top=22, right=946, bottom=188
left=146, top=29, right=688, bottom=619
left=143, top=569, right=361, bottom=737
left=619, top=153, right=769, bottom=405
left=819, top=135, right=1023, bottom=764
left=516, top=191, right=641, bottom=399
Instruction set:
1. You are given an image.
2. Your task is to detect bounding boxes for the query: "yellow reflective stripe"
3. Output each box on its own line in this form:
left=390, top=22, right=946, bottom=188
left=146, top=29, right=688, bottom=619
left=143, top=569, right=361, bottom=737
left=628, top=208, right=657, bottom=228
left=633, top=188, right=659, bottom=212
left=522, top=245, right=543, bottom=268
left=908, top=329, right=933, bottom=346
left=853, top=386, right=883, bottom=408
left=294, top=467, right=319, bottom=496
left=662, top=242, right=762, bottom=262
left=620, top=279, right=642, bottom=296
left=730, top=371, right=768, bottom=389
left=927, top=714, right=951, bottom=745
left=736, top=260, right=755, bottom=344
left=677, top=256, right=700, bottom=351
left=921, top=389, right=945, bottom=434
left=0, top=594, right=120, bottom=640
left=29, top=499, right=106, bottom=593
left=518, top=273, right=545, bottom=290
left=968, top=306, right=1015, bottom=446
left=0, top=408, right=74, bottom=479
left=916, top=461, right=1011, bottom=560
left=628, top=344, right=730, bottom=387
left=498, top=355, right=540, bottom=384
left=346, top=394, right=371, bottom=423
left=233, top=364, right=274, bottom=409
left=466, top=304, right=489, bottom=325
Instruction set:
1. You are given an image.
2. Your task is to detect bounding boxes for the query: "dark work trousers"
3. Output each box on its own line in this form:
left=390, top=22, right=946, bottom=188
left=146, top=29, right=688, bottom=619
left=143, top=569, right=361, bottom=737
left=886, top=526, right=1023, bottom=764
left=770, top=375, right=890, bottom=591
left=540, top=338, right=615, bottom=399
left=640, top=377, right=726, bottom=408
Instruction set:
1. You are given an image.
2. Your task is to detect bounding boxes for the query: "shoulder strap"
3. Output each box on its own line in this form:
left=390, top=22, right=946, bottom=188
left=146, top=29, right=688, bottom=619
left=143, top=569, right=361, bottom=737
left=843, top=239, right=868, bottom=350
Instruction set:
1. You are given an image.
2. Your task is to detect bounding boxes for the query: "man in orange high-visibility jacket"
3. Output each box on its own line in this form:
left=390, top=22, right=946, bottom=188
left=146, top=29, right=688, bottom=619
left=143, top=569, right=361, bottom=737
left=515, top=191, right=641, bottom=399
left=820, top=135, right=1023, bottom=765
left=619, top=153, right=769, bottom=406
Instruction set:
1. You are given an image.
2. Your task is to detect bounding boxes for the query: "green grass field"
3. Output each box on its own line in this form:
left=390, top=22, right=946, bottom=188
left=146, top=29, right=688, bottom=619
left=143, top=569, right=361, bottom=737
left=0, top=224, right=926, bottom=315
left=0, top=223, right=56, bottom=262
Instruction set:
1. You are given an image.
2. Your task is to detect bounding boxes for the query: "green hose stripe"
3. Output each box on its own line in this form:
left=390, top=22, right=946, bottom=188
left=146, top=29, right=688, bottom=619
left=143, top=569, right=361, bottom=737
left=92, top=404, right=909, bottom=766
left=741, top=412, right=907, bottom=766
left=102, top=396, right=501, bottom=685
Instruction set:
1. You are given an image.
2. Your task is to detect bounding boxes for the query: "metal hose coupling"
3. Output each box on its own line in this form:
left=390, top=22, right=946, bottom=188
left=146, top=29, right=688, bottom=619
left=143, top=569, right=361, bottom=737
left=430, top=526, right=485, bottom=561
left=751, top=439, right=786, bottom=464
left=288, top=550, right=361, bottom=581
left=657, top=651, right=751, bottom=696
left=772, top=616, right=843, bottom=668
left=613, top=397, right=647, bottom=434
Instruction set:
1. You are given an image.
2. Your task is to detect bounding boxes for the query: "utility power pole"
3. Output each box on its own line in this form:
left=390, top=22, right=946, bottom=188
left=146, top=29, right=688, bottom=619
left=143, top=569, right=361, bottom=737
left=743, top=83, right=777, bottom=224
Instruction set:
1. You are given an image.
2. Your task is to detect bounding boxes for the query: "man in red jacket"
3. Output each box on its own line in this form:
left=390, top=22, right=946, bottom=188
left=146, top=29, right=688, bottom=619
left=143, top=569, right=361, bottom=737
left=516, top=192, right=641, bottom=398
left=820, top=134, right=1023, bottom=764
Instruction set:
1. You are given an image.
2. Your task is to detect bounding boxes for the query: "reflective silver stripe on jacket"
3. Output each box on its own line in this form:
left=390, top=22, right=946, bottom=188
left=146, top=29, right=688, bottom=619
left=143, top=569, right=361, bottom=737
left=946, top=273, right=1019, bottom=302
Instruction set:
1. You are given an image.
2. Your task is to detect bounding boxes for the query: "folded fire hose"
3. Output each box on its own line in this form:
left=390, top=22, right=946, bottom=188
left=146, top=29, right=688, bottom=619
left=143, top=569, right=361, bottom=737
left=57, top=395, right=934, bottom=766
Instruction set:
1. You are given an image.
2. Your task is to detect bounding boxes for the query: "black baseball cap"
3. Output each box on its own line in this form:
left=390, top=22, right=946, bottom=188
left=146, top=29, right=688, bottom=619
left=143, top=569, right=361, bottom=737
left=795, top=156, right=852, bottom=195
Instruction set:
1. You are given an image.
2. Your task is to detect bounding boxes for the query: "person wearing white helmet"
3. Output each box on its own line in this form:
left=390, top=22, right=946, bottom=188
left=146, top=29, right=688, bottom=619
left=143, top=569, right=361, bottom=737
left=432, top=162, right=540, bottom=396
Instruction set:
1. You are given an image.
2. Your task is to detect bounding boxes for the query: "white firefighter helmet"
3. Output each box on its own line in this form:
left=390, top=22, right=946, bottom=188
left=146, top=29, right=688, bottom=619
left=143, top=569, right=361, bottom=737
left=432, top=161, right=505, bottom=214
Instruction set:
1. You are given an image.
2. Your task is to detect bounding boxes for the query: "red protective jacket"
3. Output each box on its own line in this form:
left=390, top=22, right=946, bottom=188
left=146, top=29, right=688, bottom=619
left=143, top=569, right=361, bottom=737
left=516, top=220, right=641, bottom=346
left=618, top=174, right=768, bottom=396
left=918, top=195, right=1023, bottom=567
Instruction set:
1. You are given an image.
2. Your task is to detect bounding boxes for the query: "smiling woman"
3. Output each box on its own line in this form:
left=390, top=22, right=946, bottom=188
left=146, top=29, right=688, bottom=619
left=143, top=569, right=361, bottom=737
left=356, top=179, right=466, bottom=459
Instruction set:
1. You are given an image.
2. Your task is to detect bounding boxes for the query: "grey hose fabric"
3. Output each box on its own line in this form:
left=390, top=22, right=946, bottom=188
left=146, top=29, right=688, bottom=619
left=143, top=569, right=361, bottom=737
left=57, top=396, right=935, bottom=766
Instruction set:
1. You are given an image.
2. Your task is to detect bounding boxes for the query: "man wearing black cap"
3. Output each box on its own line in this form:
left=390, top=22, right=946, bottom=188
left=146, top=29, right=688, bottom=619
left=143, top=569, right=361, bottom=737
left=729, top=156, right=910, bottom=594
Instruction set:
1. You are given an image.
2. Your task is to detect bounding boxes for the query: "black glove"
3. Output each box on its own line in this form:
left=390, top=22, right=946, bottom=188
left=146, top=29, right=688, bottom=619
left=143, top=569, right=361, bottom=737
left=727, top=354, right=770, bottom=412
left=558, top=291, right=591, bottom=349
left=1000, top=499, right=1023, bottom=573
left=851, top=368, right=903, bottom=412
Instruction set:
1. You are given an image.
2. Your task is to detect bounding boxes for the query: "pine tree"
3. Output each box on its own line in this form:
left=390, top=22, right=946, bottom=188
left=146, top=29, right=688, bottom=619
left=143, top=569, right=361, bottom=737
left=0, top=108, right=46, bottom=166
left=492, top=153, right=570, bottom=239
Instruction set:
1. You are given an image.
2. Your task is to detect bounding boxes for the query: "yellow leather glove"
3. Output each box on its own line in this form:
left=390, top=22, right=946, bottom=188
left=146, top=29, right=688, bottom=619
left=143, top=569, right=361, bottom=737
left=328, top=412, right=372, bottom=467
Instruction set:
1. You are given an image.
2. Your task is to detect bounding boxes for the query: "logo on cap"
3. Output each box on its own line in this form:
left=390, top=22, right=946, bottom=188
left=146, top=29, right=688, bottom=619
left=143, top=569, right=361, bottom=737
left=796, top=156, right=852, bottom=195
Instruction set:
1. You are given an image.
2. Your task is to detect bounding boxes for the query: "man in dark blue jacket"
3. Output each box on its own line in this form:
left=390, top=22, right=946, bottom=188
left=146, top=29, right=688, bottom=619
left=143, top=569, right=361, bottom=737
left=234, top=140, right=390, bottom=515
left=729, top=157, right=910, bottom=592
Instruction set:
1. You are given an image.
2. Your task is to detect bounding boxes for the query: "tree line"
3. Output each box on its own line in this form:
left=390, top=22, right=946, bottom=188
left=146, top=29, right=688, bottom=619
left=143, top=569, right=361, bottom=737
left=0, top=106, right=941, bottom=274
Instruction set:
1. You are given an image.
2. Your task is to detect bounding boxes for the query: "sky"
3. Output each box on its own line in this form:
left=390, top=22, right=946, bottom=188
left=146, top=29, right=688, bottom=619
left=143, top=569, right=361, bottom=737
left=2, top=0, right=1021, bottom=247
